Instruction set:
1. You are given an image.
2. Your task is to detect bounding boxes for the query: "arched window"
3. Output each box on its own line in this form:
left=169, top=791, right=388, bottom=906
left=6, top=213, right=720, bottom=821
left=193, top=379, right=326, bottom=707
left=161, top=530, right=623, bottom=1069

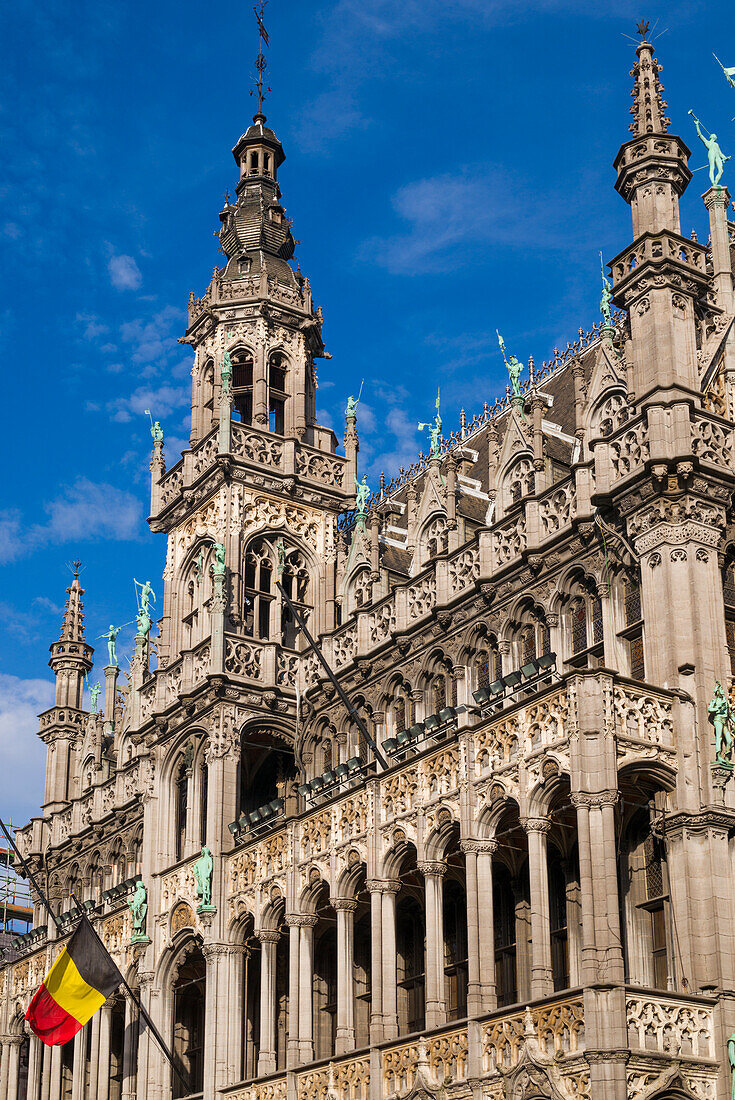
left=506, top=457, right=535, bottom=508
left=280, top=548, right=310, bottom=649
left=724, top=557, right=735, bottom=675
left=268, top=352, right=288, bottom=435
left=201, top=358, right=215, bottom=431
left=239, top=729, right=296, bottom=818
left=619, top=573, right=644, bottom=681
left=173, top=947, right=206, bottom=1097
left=620, top=805, right=671, bottom=989
left=175, top=759, right=189, bottom=863
left=515, top=609, right=550, bottom=667
left=231, top=349, right=254, bottom=425
left=244, top=540, right=274, bottom=640
left=422, top=516, right=448, bottom=564
left=352, top=568, right=372, bottom=611
left=390, top=682, right=413, bottom=735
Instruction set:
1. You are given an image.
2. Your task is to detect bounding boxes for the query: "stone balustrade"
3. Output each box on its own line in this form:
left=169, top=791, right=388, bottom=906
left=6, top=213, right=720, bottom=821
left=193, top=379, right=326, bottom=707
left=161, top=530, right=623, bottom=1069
left=626, top=991, right=715, bottom=1060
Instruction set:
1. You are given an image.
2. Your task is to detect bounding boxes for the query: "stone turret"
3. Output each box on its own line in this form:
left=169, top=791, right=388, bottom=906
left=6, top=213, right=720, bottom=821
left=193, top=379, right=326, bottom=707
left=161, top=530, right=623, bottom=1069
left=41, top=562, right=94, bottom=811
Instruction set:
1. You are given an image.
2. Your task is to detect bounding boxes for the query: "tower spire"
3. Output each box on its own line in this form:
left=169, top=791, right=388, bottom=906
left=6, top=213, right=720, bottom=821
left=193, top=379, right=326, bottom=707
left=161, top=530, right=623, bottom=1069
left=251, top=0, right=271, bottom=123
left=628, top=20, right=670, bottom=136
left=59, top=559, right=86, bottom=643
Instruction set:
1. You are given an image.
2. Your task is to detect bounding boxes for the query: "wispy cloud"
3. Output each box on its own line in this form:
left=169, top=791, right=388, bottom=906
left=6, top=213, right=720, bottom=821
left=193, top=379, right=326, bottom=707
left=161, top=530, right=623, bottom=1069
left=107, top=382, right=191, bottom=423
left=0, top=478, right=145, bottom=564
left=120, top=305, right=186, bottom=365
left=0, top=673, right=53, bottom=825
left=76, top=312, right=110, bottom=341
left=108, top=253, right=142, bottom=291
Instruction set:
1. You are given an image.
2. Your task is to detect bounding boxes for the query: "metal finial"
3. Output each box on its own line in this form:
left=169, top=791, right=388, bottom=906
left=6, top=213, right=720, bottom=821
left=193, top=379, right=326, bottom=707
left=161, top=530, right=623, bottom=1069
left=636, top=19, right=650, bottom=40
left=67, top=558, right=83, bottom=578
left=250, top=0, right=271, bottom=119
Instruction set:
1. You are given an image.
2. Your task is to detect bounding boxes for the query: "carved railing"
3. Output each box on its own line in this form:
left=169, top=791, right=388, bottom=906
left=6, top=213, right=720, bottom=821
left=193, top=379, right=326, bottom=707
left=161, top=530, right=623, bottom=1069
left=231, top=423, right=284, bottom=468
left=224, top=635, right=264, bottom=681
left=625, top=991, right=715, bottom=1059
left=220, top=1076, right=287, bottom=1100
left=159, top=460, right=184, bottom=508
left=610, top=232, right=707, bottom=286
left=382, top=1028, right=468, bottom=1096
left=297, top=1056, right=370, bottom=1100
left=188, top=269, right=312, bottom=326
left=612, top=683, right=675, bottom=747
left=481, top=995, right=585, bottom=1071
left=295, top=443, right=345, bottom=487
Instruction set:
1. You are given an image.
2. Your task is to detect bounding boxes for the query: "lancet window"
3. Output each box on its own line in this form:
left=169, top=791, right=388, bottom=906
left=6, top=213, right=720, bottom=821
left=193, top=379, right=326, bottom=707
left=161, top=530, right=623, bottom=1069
left=505, top=457, right=535, bottom=508
left=239, top=728, right=295, bottom=818
left=422, top=515, right=448, bottom=563
left=566, top=577, right=604, bottom=668
left=619, top=800, right=672, bottom=990
left=244, top=539, right=311, bottom=648
left=313, top=885, right=338, bottom=1060
left=200, top=358, right=215, bottom=435
left=175, top=757, right=189, bottom=863
left=618, top=572, right=644, bottom=681
left=493, top=864, right=518, bottom=1008
left=231, top=348, right=254, bottom=425
left=723, top=557, right=735, bottom=675
left=268, top=352, right=288, bottom=435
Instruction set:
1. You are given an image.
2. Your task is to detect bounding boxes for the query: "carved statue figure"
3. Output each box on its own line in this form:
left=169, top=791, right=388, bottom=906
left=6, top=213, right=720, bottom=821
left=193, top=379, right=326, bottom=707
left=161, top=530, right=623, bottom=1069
left=497, top=331, right=523, bottom=397
left=689, top=111, right=731, bottom=188
left=194, top=845, right=214, bottom=908
left=345, top=379, right=364, bottom=419
left=145, top=409, right=163, bottom=444
left=89, top=681, right=101, bottom=714
left=221, top=351, right=233, bottom=397
left=195, top=549, right=204, bottom=585
left=134, top=579, right=156, bottom=637
left=354, top=474, right=370, bottom=513
left=708, top=681, right=734, bottom=764
left=129, top=880, right=148, bottom=937
left=599, top=252, right=613, bottom=327
left=99, top=624, right=123, bottom=667
left=714, top=53, right=735, bottom=88
left=418, top=390, right=442, bottom=457
left=276, top=538, right=286, bottom=578
left=728, top=1031, right=735, bottom=1100
left=212, top=541, right=226, bottom=577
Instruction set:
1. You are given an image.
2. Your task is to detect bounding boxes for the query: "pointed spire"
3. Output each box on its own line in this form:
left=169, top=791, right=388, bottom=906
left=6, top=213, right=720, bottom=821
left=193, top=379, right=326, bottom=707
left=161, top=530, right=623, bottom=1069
left=59, top=559, right=86, bottom=642
left=628, top=22, right=670, bottom=136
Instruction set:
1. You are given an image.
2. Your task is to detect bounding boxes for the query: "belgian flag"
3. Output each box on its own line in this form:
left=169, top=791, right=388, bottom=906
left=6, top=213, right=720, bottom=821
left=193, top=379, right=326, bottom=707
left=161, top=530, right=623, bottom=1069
left=25, top=917, right=121, bottom=1045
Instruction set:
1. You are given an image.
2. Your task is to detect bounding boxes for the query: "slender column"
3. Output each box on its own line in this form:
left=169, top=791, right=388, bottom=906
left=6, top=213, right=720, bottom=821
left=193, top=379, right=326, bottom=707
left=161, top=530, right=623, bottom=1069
left=420, top=861, right=447, bottom=1029
left=225, top=946, right=246, bottom=1084
left=0, top=1039, right=11, bottom=1100
left=476, top=842, right=498, bottom=1009
left=40, top=1040, right=52, bottom=1100
left=6, top=1037, right=22, bottom=1100
left=381, top=883, right=400, bottom=1040
left=334, top=899, right=357, bottom=1054
left=96, top=1001, right=112, bottom=1100
left=27, top=1034, right=41, bottom=1100
left=460, top=842, right=482, bottom=1016
left=121, top=995, right=138, bottom=1100
left=285, top=917, right=301, bottom=1066
left=524, top=819, right=554, bottom=997
left=573, top=798, right=597, bottom=983
left=367, top=883, right=384, bottom=1044
left=253, top=344, right=267, bottom=426
left=257, top=930, right=280, bottom=1075
left=298, top=915, right=317, bottom=1062
left=50, top=1044, right=62, bottom=1100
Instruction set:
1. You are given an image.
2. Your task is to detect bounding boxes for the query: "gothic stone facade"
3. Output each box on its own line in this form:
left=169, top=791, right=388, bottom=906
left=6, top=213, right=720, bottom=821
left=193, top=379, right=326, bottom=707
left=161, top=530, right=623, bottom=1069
left=3, top=33, right=735, bottom=1100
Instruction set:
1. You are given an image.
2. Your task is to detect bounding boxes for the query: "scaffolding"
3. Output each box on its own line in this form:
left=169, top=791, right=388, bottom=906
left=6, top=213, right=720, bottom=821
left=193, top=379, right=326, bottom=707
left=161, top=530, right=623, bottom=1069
left=0, top=820, right=33, bottom=935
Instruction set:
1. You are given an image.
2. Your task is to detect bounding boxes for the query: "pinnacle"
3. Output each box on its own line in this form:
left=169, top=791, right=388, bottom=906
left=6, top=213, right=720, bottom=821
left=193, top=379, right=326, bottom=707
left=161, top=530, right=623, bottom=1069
left=59, top=572, right=86, bottom=643
left=628, top=33, right=670, bottom=137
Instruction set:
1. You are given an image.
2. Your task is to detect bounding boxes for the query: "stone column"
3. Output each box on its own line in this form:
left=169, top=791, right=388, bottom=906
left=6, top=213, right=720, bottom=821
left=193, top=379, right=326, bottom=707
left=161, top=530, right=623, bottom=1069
left=225, top=945, right=247, bottom=1083
left=571, top=792, right=624, bottom=984
left=97, top=1001, right=113, bottom=1100
left=334, top=899, right=357, bottom=1054
left=380, top=882, right=400, bottom=1040
left=0, top=1038, right=11, bottom=1100
left=476, top=841, right=498, bottom=1009
left=460, top=841, right=483, bottom=1016
left=5, top=1036, right=22, bottom=1100
left=420, top=861, right=447, bottom=1029
left=704, top=185, right=733, bottom=312
left=121, top=995, right=138, bottom=1100
left=50, top=1044, right=63, bottom=1100
left=253, top=344, right=267, bottom=426
left=202, top=943, right=233, bottom=1098
left=367, top=882, right=384, bottom=1044
left=27, top=1034, right=42, bottom=1100
left=257, top=930, right=280, bottom=1076
left=40, top=1039, right=52, bottom=1100
left=524, top=819, right=554, bottom=997
left=298, top=915, right=318, bottom=1062
left=285, top=917, right=301, bottom=1067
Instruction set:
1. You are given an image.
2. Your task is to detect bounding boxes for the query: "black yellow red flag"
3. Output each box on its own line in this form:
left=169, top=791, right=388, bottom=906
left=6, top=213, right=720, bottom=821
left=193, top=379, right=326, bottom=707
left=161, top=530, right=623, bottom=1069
left=25, top=917, right=120, bottom=1045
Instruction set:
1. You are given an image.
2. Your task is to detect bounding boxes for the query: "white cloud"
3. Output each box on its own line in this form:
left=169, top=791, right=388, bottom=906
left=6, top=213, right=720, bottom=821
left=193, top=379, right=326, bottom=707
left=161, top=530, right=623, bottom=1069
left=0, top=673, right=53, bottom=825
left=76, top=312, right=110, bottom=341
left=120, top=305, right=186, bottom=365
left=107, top=383, right=190, bottom=424
left=0, top=478, right=145, bottom=564
left=108, top=252, right=142, bottom=291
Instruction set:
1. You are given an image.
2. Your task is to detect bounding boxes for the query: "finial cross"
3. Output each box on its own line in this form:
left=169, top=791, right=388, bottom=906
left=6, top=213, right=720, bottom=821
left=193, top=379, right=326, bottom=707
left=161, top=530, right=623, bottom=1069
left=250, top=0, right=271, bottom=116
left=636, top=19, right=650, bottom=39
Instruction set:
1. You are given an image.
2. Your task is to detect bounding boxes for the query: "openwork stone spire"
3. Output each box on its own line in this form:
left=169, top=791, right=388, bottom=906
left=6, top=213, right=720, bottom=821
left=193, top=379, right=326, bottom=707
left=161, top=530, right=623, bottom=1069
left=628, top=22, right=670, bottom=136
left=59, top=559, right=86, bottom=642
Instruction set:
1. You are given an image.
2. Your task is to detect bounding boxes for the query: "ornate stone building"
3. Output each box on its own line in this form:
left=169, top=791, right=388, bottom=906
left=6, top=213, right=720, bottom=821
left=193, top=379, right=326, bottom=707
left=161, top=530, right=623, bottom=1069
left=3, top=27, right=735, bottom=1100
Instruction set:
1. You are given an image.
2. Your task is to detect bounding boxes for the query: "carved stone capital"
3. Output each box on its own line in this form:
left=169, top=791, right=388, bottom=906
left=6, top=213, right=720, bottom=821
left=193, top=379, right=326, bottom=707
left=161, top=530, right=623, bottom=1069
left=365, top=878, right=401, bottom=894
left=256, top=929, right=282, bottom=944
left=460, top=839, right=497, bottom=856
left=522, top=817, right=551, bottom=835
left=418, top=860, right=447, bottom=878
left=333, top=898, right=358, bottom=913
left=570, top=790, right=619, bottom=808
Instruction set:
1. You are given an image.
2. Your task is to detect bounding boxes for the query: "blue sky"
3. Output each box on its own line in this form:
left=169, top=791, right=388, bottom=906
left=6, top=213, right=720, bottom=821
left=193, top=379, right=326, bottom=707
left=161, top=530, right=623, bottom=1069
left=1, top=0, right=732, bottom=822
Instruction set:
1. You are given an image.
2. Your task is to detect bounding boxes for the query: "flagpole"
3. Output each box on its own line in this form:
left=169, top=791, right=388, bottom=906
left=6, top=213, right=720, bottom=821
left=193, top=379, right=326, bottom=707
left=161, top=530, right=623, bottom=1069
left=0, top=818, right=62, bottom=933
left=0, top=819, right=190, bottom=1093
left=74, top=907, right=192, bottom=1097
left=275, top=580, right=388, bottom=768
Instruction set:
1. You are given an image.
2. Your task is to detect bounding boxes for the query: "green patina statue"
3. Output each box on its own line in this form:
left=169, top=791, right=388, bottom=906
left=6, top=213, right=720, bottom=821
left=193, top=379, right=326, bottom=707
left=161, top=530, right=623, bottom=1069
left=89, top=681, right=101, bottom=714
left=145, top=409, right=163, bottom=444
left=134, top=578, right=156, bottom=637
left=345, top=379, right=364, bottom=419
left=354, top=474, right=370, bottom=513
left=418, top=390, right=442, bottom=457
left=728, top=1031, right=735, bottom=1100
left=194, top=845, right=214, bottom=909
left=714, top=53, right=735, bottom=89
left=221, top=351, right=233, bottom=398
left=689, top=111, right=731, bottom=188
left=600, top=252, right=613, bottom=327
left=212, top=542, right=226, bottom=577
left=99, top=624, right=124, bottom=667
left=708, top=681, right=734, bottom=764
left=129, top=879, right=148, bottom=939
left=497, top=331, right=523, bottom=397
left=276, top=537, right=286, bottom=578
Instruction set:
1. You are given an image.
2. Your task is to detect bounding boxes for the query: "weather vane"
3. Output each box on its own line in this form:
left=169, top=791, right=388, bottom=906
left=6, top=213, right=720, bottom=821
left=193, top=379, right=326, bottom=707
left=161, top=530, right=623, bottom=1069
left=636, top=19, right=650, bottom=39
left=250, top=0, right=271, bottom=118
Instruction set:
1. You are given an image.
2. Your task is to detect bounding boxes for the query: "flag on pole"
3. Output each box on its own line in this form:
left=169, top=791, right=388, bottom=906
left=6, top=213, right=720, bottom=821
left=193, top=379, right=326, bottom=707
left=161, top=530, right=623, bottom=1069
left=25, top=917, right=120, bottom=1045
